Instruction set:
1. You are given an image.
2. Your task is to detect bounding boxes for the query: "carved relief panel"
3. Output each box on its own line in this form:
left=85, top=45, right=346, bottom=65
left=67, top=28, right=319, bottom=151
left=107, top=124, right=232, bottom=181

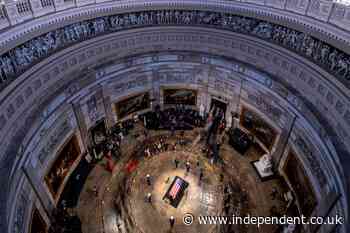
left=241, top=82, right=286, bottom=128
left=329, top=4, right=350, bottom=32
left=25, top=105, right=77, bottom=169
left=307, top=0, right=334, bottom=21
left=80, top=92, right=106, bottom=130
left=11, top=179, right=32, bottom=233
left=286, top=0, right=310, bottom=14
left=265, top=0, right=287, bottom=9
left=291, top=124, right=328, bottom=192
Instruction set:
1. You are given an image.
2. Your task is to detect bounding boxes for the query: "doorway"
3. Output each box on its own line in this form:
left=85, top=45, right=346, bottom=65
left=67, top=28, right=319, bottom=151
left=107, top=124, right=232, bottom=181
left=210, top=98, right=227, bottom=118
left=30, top=209, right=47, bottom=233
left=89, top=119, right=107, bottom=146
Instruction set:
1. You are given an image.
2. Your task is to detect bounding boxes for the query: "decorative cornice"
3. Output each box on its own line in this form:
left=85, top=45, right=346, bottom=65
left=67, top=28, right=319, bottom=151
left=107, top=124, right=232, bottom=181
left=1, top=9, right=350, bottom=95
left=0, top=1, right=350, bottom=52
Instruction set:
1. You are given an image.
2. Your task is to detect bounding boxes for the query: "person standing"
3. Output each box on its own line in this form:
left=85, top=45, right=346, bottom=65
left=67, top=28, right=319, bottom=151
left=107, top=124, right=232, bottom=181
left=146, top=193, right=152, bottom=203
left=220, top=173, right=224, bottom=183
left=92, top=185, right=98, bottom=197
left=145, top=147, right=151, bottom=158
left=174, top=158, right=179, bottom=168
left=116, top=223, right=122, bottom=232
left=199, top=168, right=204, bottom=181
left=146, top=174, right=151, bottom=186
left=157, top=141, right=162, bottom=152
left=185, top=161, right=190, bottom=173
left=169, top=216, right=175, bottom=228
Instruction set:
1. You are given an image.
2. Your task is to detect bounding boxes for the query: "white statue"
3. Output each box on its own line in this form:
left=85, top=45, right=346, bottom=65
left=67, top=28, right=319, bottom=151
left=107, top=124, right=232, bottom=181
left=226, top=113, right=232, bottom=128
left=253, top=153, right=274, bottom=178
left=259, top=153, right=273, bottom=173
left=199, top=103, right=205, bottom=118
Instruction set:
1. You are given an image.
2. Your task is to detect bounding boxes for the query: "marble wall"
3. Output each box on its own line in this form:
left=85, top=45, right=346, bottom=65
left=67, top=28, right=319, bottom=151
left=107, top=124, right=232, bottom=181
left=83, top=54, right=346, bottom=233
left=0, top=39, right=348, bottom=232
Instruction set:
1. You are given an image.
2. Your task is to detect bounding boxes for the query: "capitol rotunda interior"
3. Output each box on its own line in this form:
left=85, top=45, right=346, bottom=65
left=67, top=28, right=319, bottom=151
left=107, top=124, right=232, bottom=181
left=0, top=1, right=349, bottom=233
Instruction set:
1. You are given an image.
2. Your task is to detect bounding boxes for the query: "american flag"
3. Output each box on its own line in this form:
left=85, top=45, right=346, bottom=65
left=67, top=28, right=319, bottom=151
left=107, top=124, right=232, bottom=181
left=169, top=179, right=182, bottom=199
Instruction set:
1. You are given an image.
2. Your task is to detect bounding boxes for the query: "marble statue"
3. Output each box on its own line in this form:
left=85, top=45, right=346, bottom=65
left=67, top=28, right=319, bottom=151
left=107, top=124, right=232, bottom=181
left=253, top=152, right=274, bottom=178
left=259, top=153, right=273, bottom=173
left=199, top=103, right=205, bottom=118
left=1, top=9, right=350, bottom=84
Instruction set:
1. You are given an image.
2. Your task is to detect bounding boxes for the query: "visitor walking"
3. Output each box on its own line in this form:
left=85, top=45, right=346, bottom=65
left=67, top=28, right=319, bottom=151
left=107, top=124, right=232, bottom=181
left=174, top=158, right=179, bottom=168
left=169, top=216, right=175, bottom=228
left=146, top=174, right=151, bottom=186
left=185, top=161, right=190, bottom=173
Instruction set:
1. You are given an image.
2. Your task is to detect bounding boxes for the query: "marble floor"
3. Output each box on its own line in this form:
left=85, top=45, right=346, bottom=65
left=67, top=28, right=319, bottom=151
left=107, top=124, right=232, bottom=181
left=76, top=127, right=289, bottom=233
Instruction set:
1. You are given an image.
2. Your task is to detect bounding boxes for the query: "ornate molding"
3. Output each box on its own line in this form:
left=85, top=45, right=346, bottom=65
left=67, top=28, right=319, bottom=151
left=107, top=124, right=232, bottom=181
left=0, top=9, right=350, bottom=93
left=294, top=136, right=328, bottom=188
left=37, top=119, right=72, bottom=163
left=1, top=1, right=350, bottom=50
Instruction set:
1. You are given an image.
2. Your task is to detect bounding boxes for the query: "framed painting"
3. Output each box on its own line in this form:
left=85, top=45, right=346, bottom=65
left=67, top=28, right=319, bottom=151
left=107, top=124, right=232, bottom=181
left=45, top=135, right=81, bottom=200
left=163, top=89, right=197, bottom=106
left=115, top=92, right=150, bottom=119
left=240, top=107, right=277, bottom=150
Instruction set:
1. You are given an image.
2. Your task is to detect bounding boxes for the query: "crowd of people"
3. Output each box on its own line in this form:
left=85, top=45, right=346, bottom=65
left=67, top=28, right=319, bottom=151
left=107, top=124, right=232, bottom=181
left=142, top=132, right=192, bottom=158
left=47, top=102, right=297, bottom=233
left=48, top=207, right=82, bottom=233
left=87, top=104, right=228, bottom=168
left=142, top=105, right=205, bottom=131
left=49, top=104, right=228, bottom=232
left=88, top=119, right=135, bottom=163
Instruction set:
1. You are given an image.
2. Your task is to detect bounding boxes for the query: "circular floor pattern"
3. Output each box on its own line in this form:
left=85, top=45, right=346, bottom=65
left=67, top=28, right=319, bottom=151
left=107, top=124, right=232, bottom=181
left=77, top=130, right=288, bottom=233
left=129, top=150, right=222, bottom=233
